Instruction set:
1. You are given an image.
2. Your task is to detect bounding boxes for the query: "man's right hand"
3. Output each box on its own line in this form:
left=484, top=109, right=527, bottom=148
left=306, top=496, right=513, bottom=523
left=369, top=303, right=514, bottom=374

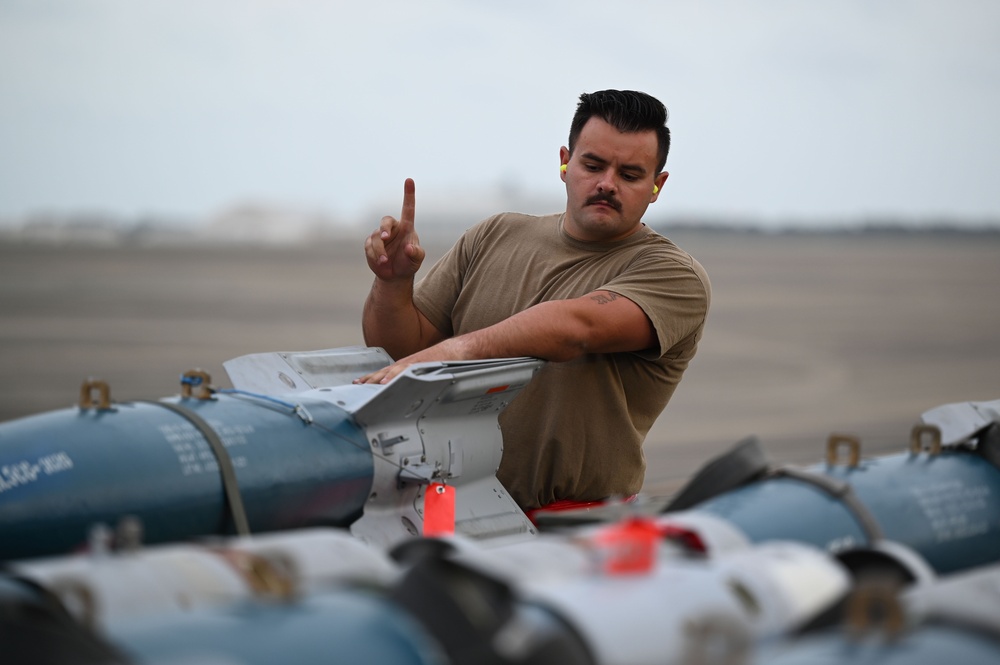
left=365, top=178, right=425, bottom=281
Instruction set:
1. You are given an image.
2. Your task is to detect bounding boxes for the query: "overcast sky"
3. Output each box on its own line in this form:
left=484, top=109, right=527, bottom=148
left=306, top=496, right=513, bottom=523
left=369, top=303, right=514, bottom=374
left=2, top=0, right=998, bottom=228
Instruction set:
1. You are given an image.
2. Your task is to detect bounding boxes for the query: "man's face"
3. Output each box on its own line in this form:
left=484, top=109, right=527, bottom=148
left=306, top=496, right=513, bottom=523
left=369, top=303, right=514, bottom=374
left=560, top=117, right=668, bottom=243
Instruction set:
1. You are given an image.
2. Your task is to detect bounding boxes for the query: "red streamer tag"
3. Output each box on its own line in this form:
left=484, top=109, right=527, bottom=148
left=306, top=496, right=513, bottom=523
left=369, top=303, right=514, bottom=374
left=423, top=483, right=456, bottom=537
left=592, top=517, right=660, bottom=575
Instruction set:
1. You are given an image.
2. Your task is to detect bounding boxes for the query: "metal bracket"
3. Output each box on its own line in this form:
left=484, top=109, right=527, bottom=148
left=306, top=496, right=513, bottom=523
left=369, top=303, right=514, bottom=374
left=826, top=433, right=861, bottom=468
left=181, top=369, right=214, bottom=400
left=377, top=432, right=409, bottom=451
left=910, top=423, right=942, bottom=456
left=79, top=379, right=113, bottom=411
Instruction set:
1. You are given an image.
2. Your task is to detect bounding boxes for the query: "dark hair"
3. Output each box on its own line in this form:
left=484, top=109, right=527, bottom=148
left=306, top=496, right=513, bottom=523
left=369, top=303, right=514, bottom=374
left=568, top=90, right=671, bottom=173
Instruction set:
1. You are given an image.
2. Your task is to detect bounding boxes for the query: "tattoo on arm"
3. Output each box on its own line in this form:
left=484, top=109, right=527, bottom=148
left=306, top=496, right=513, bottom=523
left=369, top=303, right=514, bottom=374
left=590, top=292, right=621, bottom=305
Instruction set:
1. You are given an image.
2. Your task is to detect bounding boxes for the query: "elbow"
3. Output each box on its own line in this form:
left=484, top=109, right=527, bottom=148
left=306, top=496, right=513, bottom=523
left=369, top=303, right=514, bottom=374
left=544, top=312, right=650, bottom=361
left=545, top=323, right=598, bottom=362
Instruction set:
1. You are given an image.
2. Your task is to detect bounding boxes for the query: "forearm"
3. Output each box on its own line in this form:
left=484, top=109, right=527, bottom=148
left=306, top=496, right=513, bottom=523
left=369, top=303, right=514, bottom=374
left=355, top=292, right=654, bottom=384
left=438, top=295, right=650, bottom=362
left=362, top=277, right=436, bottom=360
left=448, top=303, right=584, bottom=361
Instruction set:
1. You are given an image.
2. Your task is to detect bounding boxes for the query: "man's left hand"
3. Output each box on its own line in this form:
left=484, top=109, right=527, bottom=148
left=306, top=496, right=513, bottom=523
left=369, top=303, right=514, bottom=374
left=354, top=339, right=466, bottom=385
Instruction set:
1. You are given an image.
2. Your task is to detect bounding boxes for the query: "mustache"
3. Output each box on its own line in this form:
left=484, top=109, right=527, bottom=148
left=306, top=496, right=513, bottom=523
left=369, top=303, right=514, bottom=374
left=585, top=193, right=622, bottom=211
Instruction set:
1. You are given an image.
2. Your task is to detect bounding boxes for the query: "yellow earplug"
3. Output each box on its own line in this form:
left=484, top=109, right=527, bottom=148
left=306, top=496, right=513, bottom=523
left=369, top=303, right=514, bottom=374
left=653, top=185, right=659, bottom=195
left=560, top=164, right=567, bottom=173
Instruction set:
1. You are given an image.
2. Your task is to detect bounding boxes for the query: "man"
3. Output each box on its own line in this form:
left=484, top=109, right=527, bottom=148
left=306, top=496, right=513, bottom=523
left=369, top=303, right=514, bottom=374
left=357, top=89, right=710, bottom=510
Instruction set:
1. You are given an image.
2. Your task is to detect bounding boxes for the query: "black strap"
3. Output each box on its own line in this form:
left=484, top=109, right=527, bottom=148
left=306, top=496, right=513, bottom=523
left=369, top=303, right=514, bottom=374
left=772, top=466, right=884, bottom=543
left=136, top=399, right=251, bottom=536
left=663, top=435, right=770, bottom=512
left=661, top=435, right=884, bottom=544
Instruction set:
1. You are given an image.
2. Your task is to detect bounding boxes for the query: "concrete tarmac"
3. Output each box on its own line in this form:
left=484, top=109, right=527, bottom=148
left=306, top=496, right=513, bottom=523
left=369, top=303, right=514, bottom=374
left=2, top=229, right=998, bottom=495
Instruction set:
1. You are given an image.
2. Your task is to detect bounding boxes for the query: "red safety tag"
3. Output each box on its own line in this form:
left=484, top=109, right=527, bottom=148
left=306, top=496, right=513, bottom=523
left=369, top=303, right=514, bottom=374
left=592, top=516, right=660, bottom=575
left=423, top=483, right=456, bottom=537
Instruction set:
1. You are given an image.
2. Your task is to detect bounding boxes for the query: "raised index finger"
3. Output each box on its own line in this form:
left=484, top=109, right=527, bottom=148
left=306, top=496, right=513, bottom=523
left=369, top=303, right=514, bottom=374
left=399, top=178, right=416, bottom=232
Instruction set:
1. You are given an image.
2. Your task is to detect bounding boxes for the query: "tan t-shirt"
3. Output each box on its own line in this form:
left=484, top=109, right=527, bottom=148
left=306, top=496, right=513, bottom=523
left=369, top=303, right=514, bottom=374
left=414, top=212, right=711, bottom=509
